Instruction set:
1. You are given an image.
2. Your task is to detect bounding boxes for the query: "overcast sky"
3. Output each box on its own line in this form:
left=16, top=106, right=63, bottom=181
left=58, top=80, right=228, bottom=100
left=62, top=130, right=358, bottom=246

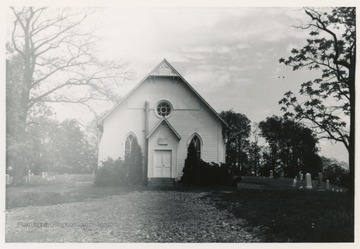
left=97, top=7, right=318, bottom=119
left=85, top=7, right=347, bottom=162
left=3, top=4, right=351, bottom=163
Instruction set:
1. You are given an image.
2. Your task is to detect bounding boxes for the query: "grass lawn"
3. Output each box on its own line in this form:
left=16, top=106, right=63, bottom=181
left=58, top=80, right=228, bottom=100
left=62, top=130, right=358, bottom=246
left=6, top=183, right=147, bottom=209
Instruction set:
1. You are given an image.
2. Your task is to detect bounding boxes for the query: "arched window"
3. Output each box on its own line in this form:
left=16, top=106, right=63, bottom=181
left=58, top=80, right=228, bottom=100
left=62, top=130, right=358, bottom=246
left=190, top=135, right=201, bottom=160
left=125, top=134, right=136, bottom=159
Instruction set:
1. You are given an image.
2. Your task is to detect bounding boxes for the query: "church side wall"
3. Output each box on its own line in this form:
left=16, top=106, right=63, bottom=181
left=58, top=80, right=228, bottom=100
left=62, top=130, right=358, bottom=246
left=98, top=103, right=146, bottom=165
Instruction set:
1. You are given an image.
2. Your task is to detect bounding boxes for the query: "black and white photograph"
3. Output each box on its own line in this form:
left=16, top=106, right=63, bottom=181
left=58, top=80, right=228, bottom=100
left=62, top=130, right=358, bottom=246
left=2, top=0, right=356, bottom=244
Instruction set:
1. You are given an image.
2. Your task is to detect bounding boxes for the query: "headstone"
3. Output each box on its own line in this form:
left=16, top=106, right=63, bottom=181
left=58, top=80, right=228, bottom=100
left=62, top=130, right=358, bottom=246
left=318, top=173, right=324, bottom=191
left=6, top=174, right=10, bottom=185
left=305, top=173, right=313, bottom=189
left=299, top=172, right=303, bottom=181
left=42, top=172, right=46, bottom=179
left=269, top=170, right=273, bottom=178
left=326, top=180, right=330, bottom=190
left=292, top=177, right=297, bottom=187
left=318, top=172, right=325, bottom=191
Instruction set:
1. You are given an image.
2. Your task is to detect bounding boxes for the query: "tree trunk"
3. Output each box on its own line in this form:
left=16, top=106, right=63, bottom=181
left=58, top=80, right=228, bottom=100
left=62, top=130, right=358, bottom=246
left=12, top=21, right=33, bottom=185
left=348, top=62, right=355, bottom=195
left=12, top=121, right=27, bottom=185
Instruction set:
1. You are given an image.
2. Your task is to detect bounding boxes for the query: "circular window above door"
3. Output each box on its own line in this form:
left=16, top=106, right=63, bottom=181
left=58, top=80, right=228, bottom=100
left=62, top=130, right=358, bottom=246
left=156, top=101, right=172, bottom=118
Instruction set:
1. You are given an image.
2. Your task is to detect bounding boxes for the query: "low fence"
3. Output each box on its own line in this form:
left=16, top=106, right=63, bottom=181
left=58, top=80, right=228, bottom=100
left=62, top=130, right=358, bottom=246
left=6, top=173, right=95, bottom=185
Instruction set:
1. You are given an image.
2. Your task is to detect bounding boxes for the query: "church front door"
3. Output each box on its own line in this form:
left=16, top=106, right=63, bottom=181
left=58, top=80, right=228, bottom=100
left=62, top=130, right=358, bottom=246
left=153, top=150, right=172, bottom=178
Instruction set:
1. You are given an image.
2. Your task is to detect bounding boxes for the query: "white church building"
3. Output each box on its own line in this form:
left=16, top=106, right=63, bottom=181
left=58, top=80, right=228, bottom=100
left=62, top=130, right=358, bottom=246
left=97, top=59, right=226, bottom=185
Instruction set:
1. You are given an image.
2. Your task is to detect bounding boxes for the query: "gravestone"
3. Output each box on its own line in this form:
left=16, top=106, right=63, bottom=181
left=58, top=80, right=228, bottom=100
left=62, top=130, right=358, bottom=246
left=6, top=174, right=10, bottom=185
left=326, top=179, right=330, bottom=190
left=318, top=173, right=325, bottom=191
left=292, top=177, right=297, bottom=187
left=298, top=172, right=303, bottom=181
left=305, top=173, right=313, bottom=189
left=269, top=170, right=273, bottom=178
left=47, top=175, right=55, bottom=181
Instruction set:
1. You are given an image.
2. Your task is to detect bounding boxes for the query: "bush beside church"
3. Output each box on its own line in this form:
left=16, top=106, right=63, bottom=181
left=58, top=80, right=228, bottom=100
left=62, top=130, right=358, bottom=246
left=181, top=143, right=232, bottom=186
left=95, top=139, right=144, bottom=186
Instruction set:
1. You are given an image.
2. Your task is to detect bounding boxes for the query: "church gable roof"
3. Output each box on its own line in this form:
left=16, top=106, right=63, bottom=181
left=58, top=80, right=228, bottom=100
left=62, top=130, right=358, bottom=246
left=146, top=118, right=181, bottom=140
left=99, top=59, right=227, bottom=126
left=149, top=60, right=180, bottom=77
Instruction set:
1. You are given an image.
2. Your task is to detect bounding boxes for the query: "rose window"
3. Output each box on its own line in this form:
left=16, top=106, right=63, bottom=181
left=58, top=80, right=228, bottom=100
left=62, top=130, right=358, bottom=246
left=157, top=101, right=171, bottom=117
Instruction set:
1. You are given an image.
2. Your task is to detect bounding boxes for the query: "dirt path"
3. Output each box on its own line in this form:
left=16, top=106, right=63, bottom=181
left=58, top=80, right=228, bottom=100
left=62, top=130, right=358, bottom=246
left=6, top=190, right=260, bottom=242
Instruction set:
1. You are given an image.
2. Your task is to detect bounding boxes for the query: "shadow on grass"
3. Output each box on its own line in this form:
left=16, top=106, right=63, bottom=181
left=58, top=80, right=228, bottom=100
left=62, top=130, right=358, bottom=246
left=203, top=189, right=354, bottom=242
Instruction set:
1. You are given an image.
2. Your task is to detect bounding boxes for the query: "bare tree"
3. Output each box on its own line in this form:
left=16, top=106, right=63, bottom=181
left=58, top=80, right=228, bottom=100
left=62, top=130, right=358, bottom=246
left=7, top=7, right=130, bottom=184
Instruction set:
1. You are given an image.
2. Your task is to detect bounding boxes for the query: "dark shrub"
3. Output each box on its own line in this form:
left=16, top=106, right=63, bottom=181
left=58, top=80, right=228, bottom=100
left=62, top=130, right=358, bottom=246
left=258, top=162, right=273, bottom=177
left=302, top=152, right=323, bottom=177
left=323, top=163, right=350, bottom=188
left=95, top=139, right=144, bottom=187
left=181, top=143, right=232, bottom=186
left=182, top=159, right=232, bottom=186
left=125, top=138, right=144, bottom=185
left=94, top=158, right=128, bottom=186
left=95, top=139, right=144, bottom=186
left=181, top=142, right=199, bottom=184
